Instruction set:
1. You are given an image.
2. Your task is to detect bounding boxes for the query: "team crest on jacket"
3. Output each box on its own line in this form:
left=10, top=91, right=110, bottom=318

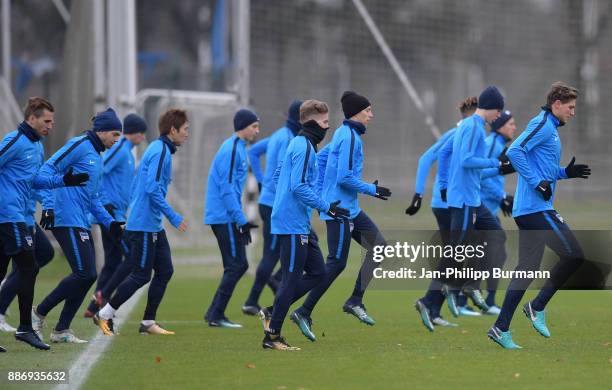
left=300, top=234, right=309, bottom=245
left=79, top=231, right=90, bottom=242
left=25, top=235, right=33, bottom=247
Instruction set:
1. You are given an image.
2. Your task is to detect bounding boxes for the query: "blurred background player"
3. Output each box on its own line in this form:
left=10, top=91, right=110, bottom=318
left=488, top=82, right=591, bottom=349
left=203, top=109, right=259, bottom=328
left=408, top=97, right=477, bottom=331
left=242, top=100, right=303, bottom=315
left=435, top=86, right=512, bottom=318
left=84, top=113, right=147, bottom=318
left=31, top=108, right=124, bottom=344
left=479, top=110, right=517, bottom=313
left=261, top=99, right=349, bottom=350
left=0, top=97, right=58, bottom=351
left=96, top=109, right=189, bottom=336
left=291, top=91, right=391, bottom=335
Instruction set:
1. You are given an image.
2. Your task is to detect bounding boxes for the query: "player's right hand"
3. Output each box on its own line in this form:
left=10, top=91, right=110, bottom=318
left=535, top=180, right=552, bottom=201
left=327, top=200, right=350, bottom=220
left=178, top=220, right=188, bottom=232
left=63, top=167, right=89, bottom=187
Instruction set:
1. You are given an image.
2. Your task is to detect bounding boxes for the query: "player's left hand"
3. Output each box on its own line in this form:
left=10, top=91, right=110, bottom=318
left=40, top=209, right=55, bottom=230
left=405, top=193, right=422, bottom=215
left=109, top=221, right=125, bottom=240
left=238, top=222, right=258, bottom=245
left=565, top=156, right=591, bottom=179
left=373, top=180, right=391, bottom=200
left=498, top=147, right=515, bottom=175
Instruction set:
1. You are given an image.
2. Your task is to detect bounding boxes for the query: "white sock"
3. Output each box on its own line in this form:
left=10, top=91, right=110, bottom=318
left=99, top=304, right=116, bottom=320
left=141, top=320, right=155, bottom=327
left=0, top=313, right=5, bottom=322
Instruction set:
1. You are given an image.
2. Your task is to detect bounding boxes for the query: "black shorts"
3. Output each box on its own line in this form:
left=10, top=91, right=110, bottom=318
left=0, top=222, right=35, bottom=255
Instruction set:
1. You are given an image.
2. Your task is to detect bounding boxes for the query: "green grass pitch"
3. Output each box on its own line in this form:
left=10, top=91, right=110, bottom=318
left=0, top=199, right=611, bottom=389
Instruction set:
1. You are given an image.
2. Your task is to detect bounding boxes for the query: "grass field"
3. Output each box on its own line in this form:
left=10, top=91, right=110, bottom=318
left=0, top=200, right=611, bottom=389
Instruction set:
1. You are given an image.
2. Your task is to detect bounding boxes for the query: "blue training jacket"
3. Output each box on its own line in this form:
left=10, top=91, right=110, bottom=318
left=33, top=131, right=113, bottom=230
left=126, top=136, right=182, bottom=232
left=0, top=122, right=48, bottom=224
left=507, top=107, right=568, bottom=217
left=316, top=143, right=330, bottom=195
left=204, top=134, right=248, bottom=226
left=443, top=114, right=499, bottom=208
left=248, top=136, right=268, bottom=185
left=414, top=127, right=457, bottom=209
left=99, top=137, right=136, bottom=222
left=258, top=126, right=298, bottom=207
left=320, top=120, right=376, bottom=221
left=271, top=135, right=329, bottom=235
left=480, top=132, right=508, bottom=214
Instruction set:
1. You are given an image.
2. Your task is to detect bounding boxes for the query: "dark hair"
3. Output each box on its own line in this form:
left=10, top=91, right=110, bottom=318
left=299, top=100, right=329, bottom=123
left=546, top=82, right=579, bottom=107
left=23, top=97, right=54, bottom=121
left=458, top=96, right=478, bottom=117
left=158, top=108, right=188, bottom=136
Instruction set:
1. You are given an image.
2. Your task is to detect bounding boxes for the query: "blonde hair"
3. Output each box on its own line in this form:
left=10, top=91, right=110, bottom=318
left=299, top=100, right=329, bottom=123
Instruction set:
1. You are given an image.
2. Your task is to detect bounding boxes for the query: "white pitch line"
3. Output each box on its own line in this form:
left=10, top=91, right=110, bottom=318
left=54, top=285, right=147, bottom=390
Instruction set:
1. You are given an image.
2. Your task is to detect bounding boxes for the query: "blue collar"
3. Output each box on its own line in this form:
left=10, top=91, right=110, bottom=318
left=86, top=130, right=106, bottom=153
left=18, top=121, right=41, bottom=142
left=160, top=135, right=178, bottom=154
left=541, top=106, right=563, bottom=127
left=343, top=119, right=366, bottom=135
left=472, top=114, right=486, bottom=126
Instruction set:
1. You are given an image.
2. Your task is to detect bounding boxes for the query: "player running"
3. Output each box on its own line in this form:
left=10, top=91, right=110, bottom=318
left=242, top=100, right=303, bottom=315
left=96, top=109, right=188, bottom=336
left=289, top=91, right=391, bottom=341
left=31, top=108, right=123, bottom=343
left=261, top=99, right=349, bottom=350
left=488, top=82, right=590, bottom=349
left=0, top=97, right=59, bottom=351
left=203, top=109, right=259, bottom=328
left=84, top=113, right=147, bottom=318
left=407, top=97, right=477, bottom=330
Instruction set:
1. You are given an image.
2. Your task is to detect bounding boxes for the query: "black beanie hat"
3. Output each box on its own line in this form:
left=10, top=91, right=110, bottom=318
left=233, top=109, right=259, bottom=131
left=123, top=113, right=147, bottom=134
left=341, top=91, right=371, bottom=119
left=478, top=86, right=504, bottom=111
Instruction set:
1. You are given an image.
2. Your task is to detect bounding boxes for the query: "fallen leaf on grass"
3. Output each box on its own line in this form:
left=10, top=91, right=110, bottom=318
left=155, top=356, right=162, bottom=363
left=246, top=363, right=256, bottom=369
left=514, top=373, right=520, bottom=378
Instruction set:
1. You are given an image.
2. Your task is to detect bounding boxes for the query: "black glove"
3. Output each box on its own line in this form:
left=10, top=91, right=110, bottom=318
left=326, top=200, right=350, bottom=220
left=104, top=204, right=116, bottom=218
left=564, top=157, right=591, bottom=179
left=257, top=182, right=262, bottom=193
left=498, top=147, right=515, bottom=175
left=500, top=195, right=514, bottom=217
left=109, top=221, right=125, bottom=240
left=440, top=188, right=447, bottom=202
left=535, top=180, right=552, bottom=201
left=372, top=180, right=391, bottom=200
left=405, top=193, right=422, bottom=215
left=40, top=209, right=55, bottom=230
left=238, top=222, right=258, bottom=245
left=63, top=167, right=89, bottom=187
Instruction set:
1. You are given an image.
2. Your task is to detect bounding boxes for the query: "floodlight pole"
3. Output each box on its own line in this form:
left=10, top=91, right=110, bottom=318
left=2, top=0, right=10, bottom=83
left=234, top=0, right=250, bottom=106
